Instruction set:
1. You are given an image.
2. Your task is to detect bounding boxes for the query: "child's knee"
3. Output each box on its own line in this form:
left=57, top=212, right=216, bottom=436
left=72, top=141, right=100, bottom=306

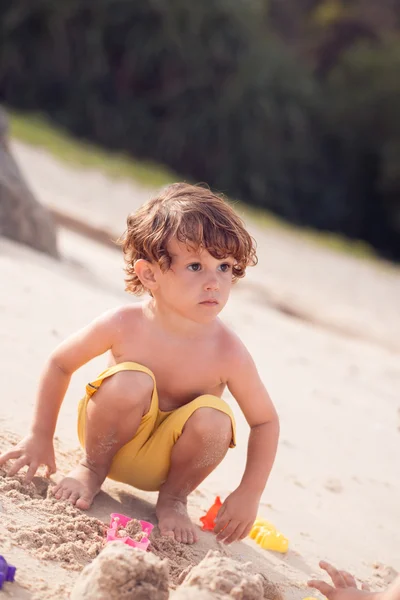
left=186, top=407, right=232, bottom=445
left=90, top=370, right=153, bottom=415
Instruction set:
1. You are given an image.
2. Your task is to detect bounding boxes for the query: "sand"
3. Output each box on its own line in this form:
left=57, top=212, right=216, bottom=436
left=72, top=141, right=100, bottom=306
left=114, top=517, right=145, bottom=541
left=150, top=530, right=201, bottom=586
left=70, top=543, right=279, bottom=600
left=178, top=550, right=265, bottom=598
left=171, top=590, right=220, bottom=600
left=0, top=472, right=105, bottom=574
left=70, top=542, right=169, bottom=600
left=0, top=139, right=399, bottom=598
left=12, top=138, right=400, bottom=353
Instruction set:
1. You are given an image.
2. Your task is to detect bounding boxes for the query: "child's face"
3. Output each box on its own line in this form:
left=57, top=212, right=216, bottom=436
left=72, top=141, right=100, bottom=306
left=153, top=238, right=234, bottom=323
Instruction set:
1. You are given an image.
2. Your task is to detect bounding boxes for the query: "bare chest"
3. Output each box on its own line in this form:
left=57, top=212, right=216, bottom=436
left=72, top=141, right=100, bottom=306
left=111, top=334, right=225, bottom=410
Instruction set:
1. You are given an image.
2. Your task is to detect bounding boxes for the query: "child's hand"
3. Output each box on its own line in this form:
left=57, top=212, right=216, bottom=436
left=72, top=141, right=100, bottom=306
left=0, top=434, right=56, bottom=483
left=308, top=561, right=375, bottom=600
left=213, top=487, right=258, bottom=544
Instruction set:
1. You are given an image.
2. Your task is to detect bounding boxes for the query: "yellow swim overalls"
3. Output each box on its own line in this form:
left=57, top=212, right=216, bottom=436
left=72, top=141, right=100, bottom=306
left=77, top=362, right=236, bottom=491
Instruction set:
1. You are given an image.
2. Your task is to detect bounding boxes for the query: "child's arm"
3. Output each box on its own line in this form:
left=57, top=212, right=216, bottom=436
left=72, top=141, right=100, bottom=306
left=214, top=339, right=279, bottom=544
left=0, top=308, right=120, bottom=482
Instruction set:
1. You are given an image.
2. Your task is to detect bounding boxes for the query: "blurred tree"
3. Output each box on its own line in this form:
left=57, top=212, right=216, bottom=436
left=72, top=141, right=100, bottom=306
left=0, top=0, right=399, bottom=257
left=0, top=0, right=327, bottom=224
left=267, top=0, right=400, bottom=73
left=324, top=40, right=400, bottom=255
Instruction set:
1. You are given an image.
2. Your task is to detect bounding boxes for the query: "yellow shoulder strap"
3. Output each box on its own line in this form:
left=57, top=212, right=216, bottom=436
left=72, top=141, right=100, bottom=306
left=85, top=361, right=155, bottom=396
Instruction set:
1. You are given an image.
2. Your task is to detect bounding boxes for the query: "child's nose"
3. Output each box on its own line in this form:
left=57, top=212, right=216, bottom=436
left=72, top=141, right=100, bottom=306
left=204, top=276, right=219, bottom=291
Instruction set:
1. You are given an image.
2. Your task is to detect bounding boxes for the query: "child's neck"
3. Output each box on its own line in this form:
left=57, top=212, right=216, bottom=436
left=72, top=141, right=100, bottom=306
left=143, top=298, right=216, bottom=339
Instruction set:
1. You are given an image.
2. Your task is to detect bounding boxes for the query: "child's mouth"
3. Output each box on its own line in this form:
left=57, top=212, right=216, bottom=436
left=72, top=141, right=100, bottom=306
left=199, top=300, right=219, bottom=306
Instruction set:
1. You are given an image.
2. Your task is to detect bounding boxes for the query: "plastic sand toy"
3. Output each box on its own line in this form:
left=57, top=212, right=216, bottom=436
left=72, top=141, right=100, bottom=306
left=106, top=513, right=154, bottom=551
left=200, top=496, right=223, bottom=531
left=0, top=555, right=16, bottom=589
left=250, top=518, right=289, bottom=553
left=200, top=499, right=289, bottom=553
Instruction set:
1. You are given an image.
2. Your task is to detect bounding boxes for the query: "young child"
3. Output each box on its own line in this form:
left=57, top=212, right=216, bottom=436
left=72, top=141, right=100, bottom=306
left=0, top=183, right=279, bottom=545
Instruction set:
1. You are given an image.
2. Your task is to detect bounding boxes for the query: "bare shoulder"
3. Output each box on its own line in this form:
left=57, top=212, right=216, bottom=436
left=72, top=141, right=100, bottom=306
left=216, top=321, right=253, bottom=377
left=89, top=302, right=145, bottom=342
left=50, top=303, right=145, bottom=374
left=108, top=303, right=144, bottom=326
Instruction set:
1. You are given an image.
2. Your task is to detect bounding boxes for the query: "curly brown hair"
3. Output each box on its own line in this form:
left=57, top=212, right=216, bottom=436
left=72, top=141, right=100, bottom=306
left=118, top=183, right=257, bottom=295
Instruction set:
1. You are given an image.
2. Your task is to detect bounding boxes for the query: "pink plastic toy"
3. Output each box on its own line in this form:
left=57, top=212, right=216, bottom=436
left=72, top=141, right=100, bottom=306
left=106, top=513, right=154, bottom=551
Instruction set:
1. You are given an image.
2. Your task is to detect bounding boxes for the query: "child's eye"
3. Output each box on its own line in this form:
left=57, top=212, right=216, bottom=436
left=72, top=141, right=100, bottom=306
left=218, top=263, right=232, bottom=273
left=187, top=263, right=202, bottom=272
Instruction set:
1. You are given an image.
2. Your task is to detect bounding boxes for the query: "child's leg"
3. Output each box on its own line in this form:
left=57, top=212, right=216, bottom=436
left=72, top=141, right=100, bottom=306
left=52, top=370, right=154, bottom=509
left=156, top=406, right=232, bottom=544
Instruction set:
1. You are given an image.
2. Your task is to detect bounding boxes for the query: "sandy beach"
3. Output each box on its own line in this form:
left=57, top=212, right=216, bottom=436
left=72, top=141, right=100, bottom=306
left=0, top=140, right=399, bottom=598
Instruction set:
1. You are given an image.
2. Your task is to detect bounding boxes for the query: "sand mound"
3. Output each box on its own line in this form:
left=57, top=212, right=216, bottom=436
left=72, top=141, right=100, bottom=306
left=258, top=573, right=284, bottom=600
left=0, top=467, right=106, bottom=570
left=0, top=436, right=281, bottom=598
left=171, top=588, right=220, bottom=599
left=149, top=528, right=200, bottom=586
left=114, top=517, right=146, bottom=541
left=0, top=437, right=282, bottom=600
left=70, top=541, right=169, bottom=600
left=178, top=550, right=264, bottom=599
left=71, top=544, right=279, bottom=600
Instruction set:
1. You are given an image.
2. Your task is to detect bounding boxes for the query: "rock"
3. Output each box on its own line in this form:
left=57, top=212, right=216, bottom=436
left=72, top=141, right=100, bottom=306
left=70, top=542, right=169, bottom=600
left=0, top=105, right=58, bottom=257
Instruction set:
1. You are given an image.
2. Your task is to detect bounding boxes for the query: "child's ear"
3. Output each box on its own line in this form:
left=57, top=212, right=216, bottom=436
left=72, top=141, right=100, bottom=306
left=134, top=259, right=158, bottom=291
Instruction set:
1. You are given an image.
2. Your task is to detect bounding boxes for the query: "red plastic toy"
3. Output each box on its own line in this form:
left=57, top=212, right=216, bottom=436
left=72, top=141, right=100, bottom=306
left=200, top=496, right=222, bottom=531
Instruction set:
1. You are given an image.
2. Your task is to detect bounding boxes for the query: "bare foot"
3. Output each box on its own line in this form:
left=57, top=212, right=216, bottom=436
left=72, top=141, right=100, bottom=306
left=156, top=491, right=198, bottom=544
left=51, top=463, right=104, bottom=510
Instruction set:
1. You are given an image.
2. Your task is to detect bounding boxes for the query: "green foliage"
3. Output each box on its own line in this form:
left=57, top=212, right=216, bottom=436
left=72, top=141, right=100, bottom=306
left=0, top=0, right=399, bottom=258
left=323, top=40, right=400, bottom=253
left=313, top=1, right=348, bottom=27
left=0, top=1, right=324, bottom=217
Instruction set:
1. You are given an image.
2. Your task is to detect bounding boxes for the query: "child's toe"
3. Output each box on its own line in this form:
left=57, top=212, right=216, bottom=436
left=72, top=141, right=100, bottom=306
left=50, top=484, right=59, bottom=496
left=160, top=525, right=174, bottom=538
left=180, top=529, right=188, bottom=544
left=60, top=487, right=72, bottom=502
left=69, top=491, right=80, bottom=505
left=187, top=530, right=195, bottom=545
left=174, top=528, right=183, bottom=543
left=75, top=495, right=92, bottom=510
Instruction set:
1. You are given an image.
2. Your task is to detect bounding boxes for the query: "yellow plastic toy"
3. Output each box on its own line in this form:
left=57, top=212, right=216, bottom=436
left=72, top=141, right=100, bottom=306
left=249, top=518, right=289, bottom=553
